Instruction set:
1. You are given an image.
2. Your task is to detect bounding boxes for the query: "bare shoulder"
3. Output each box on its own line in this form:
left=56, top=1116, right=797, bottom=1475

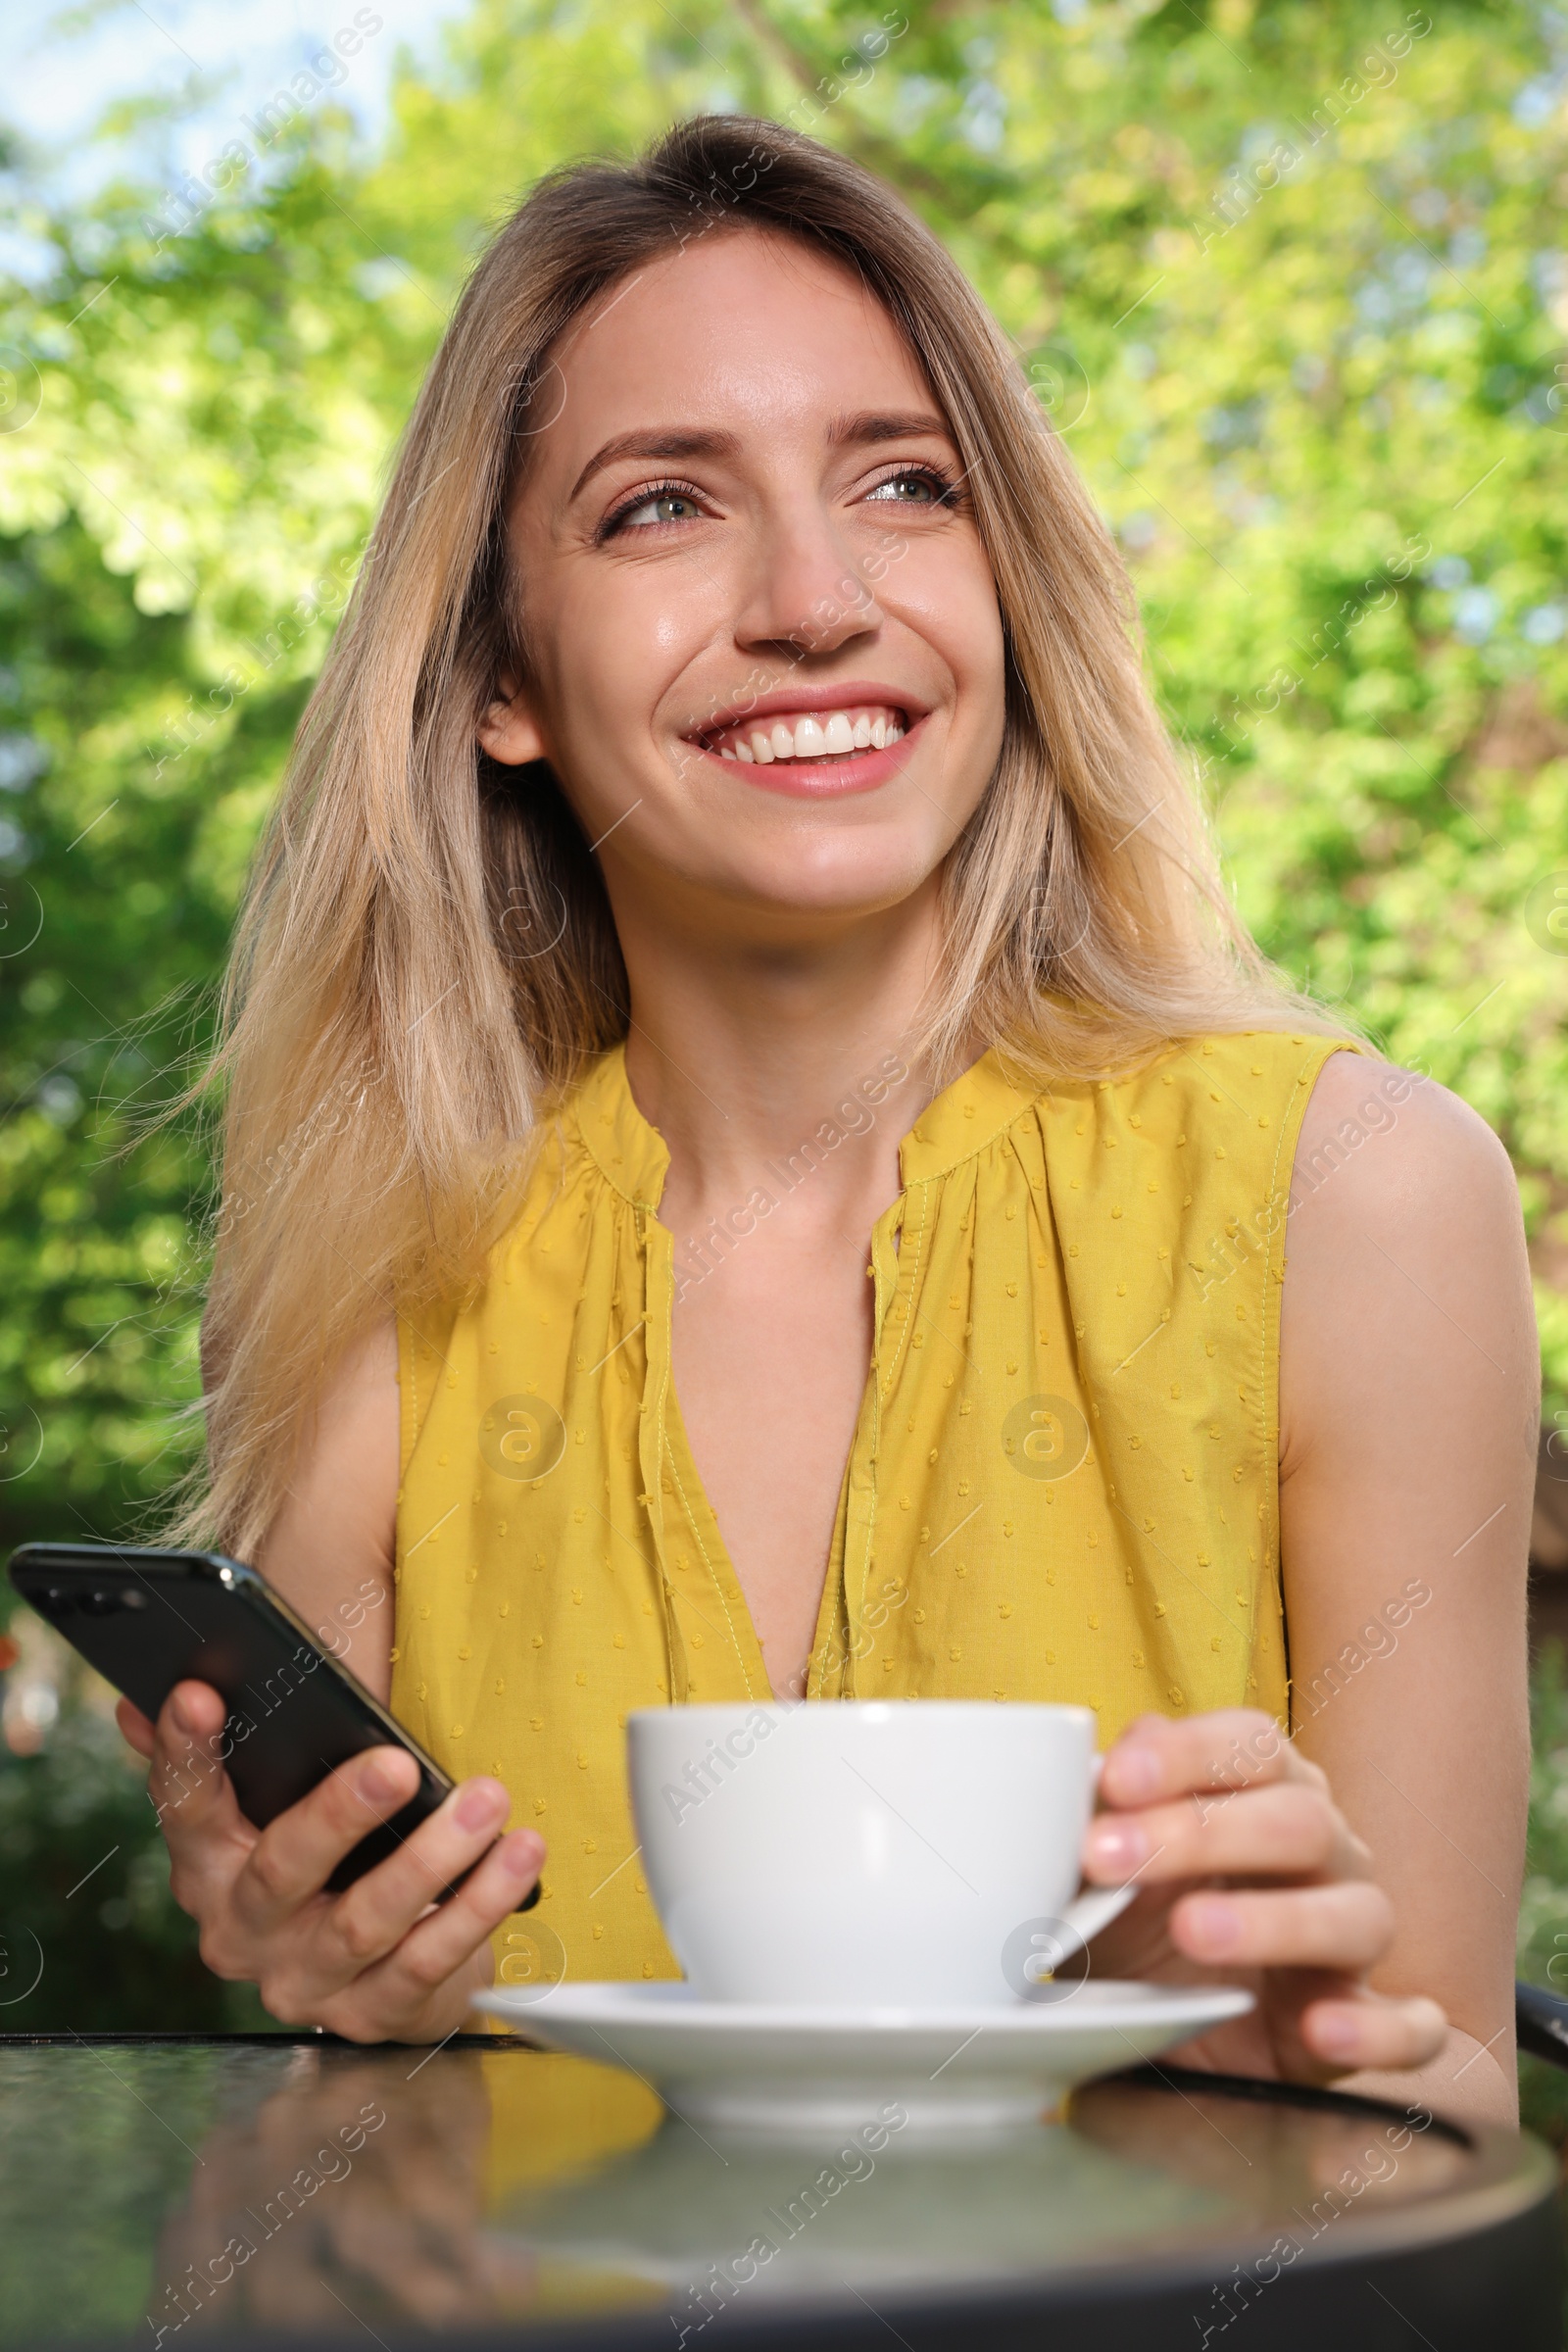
left=1276, top=1050, right=1533, bottom=2086
left=1291, top=1049, right=1518, bottom=1234
left=1281, top=1048, right=1536, bottom=1471
left=250, top=1312, right=401, bottom=1694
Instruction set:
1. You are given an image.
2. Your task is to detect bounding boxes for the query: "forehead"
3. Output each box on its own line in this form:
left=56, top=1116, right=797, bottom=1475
left=525, top=230, right=945, bottom=497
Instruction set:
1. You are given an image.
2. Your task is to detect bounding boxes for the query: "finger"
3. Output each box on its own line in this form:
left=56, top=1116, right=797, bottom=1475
left=303, top=1777, right=517, bottom=1984
left=1100, top=1710, right=1320, bottom=1809
left=148, top=1683, right=249, bottom=1849
left=116, top=1697, right=155, bottom=1759
left=231, top=1746, right=423, bottom=1933
left=1169, top=1879, right=1396, bottom=1973
left=1301, top=1990, right=1448, bottom=2077
left=168, top=1677, right=227, bottom=1739
left=344, top=1829, right=545, bottom=2033
left=1084, top=1781, right=1370, bottom=1888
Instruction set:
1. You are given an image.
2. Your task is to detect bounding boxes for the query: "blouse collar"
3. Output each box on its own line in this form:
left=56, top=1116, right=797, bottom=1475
left=573, top=1040, right=1036, bottom=1210
left=898, top=1048, right=1038, bottom=1186
left=571, top=1044, right=671, bottom=1207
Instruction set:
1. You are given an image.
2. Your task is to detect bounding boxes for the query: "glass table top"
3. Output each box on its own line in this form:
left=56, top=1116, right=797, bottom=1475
left=0, top=2035, right=1554, bottom=2347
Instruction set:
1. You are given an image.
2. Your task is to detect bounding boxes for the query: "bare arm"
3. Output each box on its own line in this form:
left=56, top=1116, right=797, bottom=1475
left=1279, top=1052, right=1536, bottom=2123
left=1081, top=1049, right=1529, bottom=2124
left=249, top=1313, right=401, bottom=1702
left=120, top=1310, right=543, bottom=2040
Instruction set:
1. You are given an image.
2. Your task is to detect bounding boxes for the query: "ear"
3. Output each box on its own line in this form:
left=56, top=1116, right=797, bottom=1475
left=477, top=674, right=548, bottom=767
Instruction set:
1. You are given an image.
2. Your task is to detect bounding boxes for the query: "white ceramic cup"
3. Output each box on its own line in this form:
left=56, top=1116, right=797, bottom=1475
left=627, top=1699, right=1136, bottom=2008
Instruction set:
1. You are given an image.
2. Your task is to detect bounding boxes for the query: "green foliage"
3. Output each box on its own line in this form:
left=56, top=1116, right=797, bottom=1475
left=0, top=2044, right=239, bottom=2338
left=1516, top=1640, right=1568, bottom=2148
left=0, top=1703, right=267, bottom=2030
left=0, top=521, right=245, bottom=1550
left=1520, top=1642, right=1568, bottom=1989
left=2, top=0, right=1567, bottom=1539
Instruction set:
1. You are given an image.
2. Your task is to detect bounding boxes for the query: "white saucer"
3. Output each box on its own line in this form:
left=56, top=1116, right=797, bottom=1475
left=472, top=1979, right=1254, bottom=2137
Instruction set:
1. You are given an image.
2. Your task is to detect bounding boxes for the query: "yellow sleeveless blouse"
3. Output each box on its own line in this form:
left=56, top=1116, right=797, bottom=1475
left=392, top=1028, right=1355, bottom=1987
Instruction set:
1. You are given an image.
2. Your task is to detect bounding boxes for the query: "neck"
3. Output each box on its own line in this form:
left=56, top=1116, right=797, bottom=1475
left=611, top=878, right=950, bottom=1211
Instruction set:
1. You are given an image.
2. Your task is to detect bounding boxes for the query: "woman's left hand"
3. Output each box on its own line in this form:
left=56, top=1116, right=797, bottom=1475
left=1079, top=1707, right=1448, bottom=2085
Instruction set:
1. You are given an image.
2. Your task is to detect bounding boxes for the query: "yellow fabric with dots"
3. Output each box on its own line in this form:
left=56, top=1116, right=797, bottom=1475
left=392, top=1027, right=1358, bottom=1987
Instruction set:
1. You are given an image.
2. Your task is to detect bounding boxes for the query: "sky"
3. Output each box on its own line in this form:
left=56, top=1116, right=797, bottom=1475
left=0, top=0, right=475, bottom=217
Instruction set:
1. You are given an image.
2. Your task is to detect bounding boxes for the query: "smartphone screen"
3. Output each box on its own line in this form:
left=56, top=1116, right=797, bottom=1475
left=7, top=1544, right=537, bottom=1908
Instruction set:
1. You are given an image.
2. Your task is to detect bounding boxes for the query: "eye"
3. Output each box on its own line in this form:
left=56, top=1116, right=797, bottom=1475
left=860, top=464, right=960, bottom=510
left=600, top=478, right=707, bottom=538
left=619, top=488, right=702, bottom=529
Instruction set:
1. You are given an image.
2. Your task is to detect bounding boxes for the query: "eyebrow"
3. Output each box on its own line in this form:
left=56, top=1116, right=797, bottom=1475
left=568, top=429, right=738, bottom=505
left=567, top=409, right=956, bottom=506
left=830, top=409, right=956, bottom=454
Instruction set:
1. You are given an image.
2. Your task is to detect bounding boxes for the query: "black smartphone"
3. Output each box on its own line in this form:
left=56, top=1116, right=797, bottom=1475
left=6, top=1543, right=537, bottom=1910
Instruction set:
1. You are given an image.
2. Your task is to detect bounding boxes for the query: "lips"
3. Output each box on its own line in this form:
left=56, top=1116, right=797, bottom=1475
left=680, top=680, right=927, bottom=790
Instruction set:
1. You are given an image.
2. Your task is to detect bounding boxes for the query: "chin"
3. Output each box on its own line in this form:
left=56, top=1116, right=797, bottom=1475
left=706, top=835, right=951, bottom=923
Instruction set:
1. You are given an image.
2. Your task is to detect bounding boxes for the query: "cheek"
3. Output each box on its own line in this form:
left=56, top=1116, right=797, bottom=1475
left=887, top=540, right=1006, bottom=753
left=528, top=564, right=710, bottom=808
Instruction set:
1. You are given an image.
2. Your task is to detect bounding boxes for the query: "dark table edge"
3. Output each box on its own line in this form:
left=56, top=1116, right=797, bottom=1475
left=0, top=2030, right=525, bottom=2048
left=1113, top=2056, right=1475, bottom=2144
left=5, top=2199, right=1559, bottom=2352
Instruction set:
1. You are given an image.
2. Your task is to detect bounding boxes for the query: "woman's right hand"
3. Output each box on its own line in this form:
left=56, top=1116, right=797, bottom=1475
left=117, top=1678, right=545, bottom=2043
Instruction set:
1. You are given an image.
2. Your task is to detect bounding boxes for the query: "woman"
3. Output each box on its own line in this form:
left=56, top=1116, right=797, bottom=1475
left=121, top=117, right=1535, bottom=2120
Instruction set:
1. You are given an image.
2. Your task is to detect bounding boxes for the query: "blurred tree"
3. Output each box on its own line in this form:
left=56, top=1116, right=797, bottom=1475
left=3, top=0, right=1566, bottom=1548
left=1515, top=1642, right=1568, bottom=2148
left=0, top=1695, right=267, bottom=2030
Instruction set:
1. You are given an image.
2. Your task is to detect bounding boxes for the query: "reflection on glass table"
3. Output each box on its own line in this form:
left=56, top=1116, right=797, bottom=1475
left=0, top=2037, right=1553, bottom=2349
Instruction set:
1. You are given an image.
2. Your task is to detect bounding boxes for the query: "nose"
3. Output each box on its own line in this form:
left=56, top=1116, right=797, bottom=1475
left=732, top=503, right=885, bottom=662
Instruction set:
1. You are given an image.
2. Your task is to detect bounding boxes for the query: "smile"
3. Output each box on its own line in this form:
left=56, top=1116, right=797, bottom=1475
left=704, top=704, right=907, bottom=766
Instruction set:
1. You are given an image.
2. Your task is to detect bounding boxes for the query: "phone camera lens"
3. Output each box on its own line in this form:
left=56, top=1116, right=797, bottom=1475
left=80, top=1589, right=121, bottom=1616
left=41, top=1587, right=74, bottom=1617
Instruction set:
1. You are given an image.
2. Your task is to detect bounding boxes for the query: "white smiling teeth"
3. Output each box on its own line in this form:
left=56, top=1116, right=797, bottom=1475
left=710, top=704, right=909, bottom=763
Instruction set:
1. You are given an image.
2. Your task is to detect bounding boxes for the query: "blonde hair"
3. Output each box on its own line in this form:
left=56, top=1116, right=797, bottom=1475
left=164, top=112, right=1338, bottom=1558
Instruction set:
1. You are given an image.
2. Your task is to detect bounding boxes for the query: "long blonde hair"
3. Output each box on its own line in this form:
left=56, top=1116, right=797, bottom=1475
left=166, top=112, right=1336, bottom=1559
